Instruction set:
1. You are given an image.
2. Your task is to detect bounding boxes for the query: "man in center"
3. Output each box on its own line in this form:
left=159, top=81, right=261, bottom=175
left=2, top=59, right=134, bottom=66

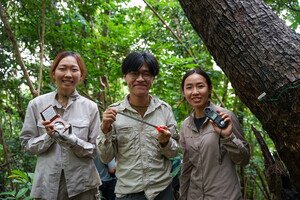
left=97, top=51, right=179, bottom=200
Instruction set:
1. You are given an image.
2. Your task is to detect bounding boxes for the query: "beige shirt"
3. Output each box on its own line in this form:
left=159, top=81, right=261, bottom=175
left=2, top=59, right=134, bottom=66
left=97, top=95, right=179, bottom=200
left=179, top=103, right=250, bottom=200
left=20, top=90, right=101, bottom=199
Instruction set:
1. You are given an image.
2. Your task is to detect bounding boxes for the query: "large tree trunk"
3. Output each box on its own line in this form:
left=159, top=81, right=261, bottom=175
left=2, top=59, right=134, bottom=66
left=179, top=0, right=300, bottom=193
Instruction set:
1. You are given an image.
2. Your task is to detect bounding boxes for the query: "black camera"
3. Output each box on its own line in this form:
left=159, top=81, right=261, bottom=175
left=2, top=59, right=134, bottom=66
left=204, top=107, right=228, bottom=129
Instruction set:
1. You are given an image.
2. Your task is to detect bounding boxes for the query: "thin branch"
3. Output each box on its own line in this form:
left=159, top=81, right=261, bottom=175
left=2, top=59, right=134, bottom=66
left=250, top=175, right=271, bottom=200
left=0, top=124, right=14, bottom=190
left=0, top=1, right=38, bottom=97
left=251, top=125, right=274, bottom=167
left=285, top=3, right=300, bottom=12
left=250, top=163, right=272, bottom=200
left=37, top=0, right=46, bottom=95
left=143, top=0, right=198, bottom=63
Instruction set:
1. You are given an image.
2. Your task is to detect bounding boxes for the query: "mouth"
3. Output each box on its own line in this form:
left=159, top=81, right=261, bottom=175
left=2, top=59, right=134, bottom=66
left=62, top=80, right=74, bottom=85
left=134, top=84, right=147, bottom=88
left=191, top=97, right=201, bottom=103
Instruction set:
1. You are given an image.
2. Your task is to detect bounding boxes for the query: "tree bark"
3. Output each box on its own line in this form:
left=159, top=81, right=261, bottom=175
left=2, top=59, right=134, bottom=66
left=179, top=0, right=300, bottom=192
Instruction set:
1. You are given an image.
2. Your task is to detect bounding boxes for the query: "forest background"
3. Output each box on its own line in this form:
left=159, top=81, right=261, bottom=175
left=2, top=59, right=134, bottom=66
left=0, top=0, right=299, bottom=199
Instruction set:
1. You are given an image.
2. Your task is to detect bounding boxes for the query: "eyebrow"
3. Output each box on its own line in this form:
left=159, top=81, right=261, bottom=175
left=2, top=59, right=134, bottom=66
left=58, top=64, right=79, bottom=67
left=186, top=81, right=205, bottom=84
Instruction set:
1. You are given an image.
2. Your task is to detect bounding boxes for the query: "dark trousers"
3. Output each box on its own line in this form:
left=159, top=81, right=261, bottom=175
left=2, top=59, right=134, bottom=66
left=115, top=183, right=174, bottom=200
left=100, top=179, right=117, bottom=200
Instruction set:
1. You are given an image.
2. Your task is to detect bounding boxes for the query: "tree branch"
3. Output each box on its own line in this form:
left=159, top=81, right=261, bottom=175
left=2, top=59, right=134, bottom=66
left=37, top=0, right=46, bottom=95
left=143, top=0, right=198, bottom=63
left=0, top=124, right=14, bottom=190
left=0, top=1, right=38, bottom=97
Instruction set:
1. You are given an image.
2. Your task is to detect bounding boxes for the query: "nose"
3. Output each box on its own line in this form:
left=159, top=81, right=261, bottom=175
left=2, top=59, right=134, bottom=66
left=136, top=73, right=145, bottom=81
left=192, top=87, right=200, bottom=94
left=64, top=69, right=72, bottom=77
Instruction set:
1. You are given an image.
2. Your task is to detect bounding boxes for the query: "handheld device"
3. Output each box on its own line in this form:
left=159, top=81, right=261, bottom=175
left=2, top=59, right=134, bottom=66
left=204, top=107, right=228, bottom=129
left=40, top=105, right=70, bottom=133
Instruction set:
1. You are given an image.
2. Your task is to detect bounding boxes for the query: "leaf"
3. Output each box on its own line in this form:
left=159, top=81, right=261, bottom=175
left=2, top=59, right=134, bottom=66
left=0, top=190, right=16, bottom=196
left=16, top=188, right=28, bottom=199
left=10, top=169, right=30, bottom=182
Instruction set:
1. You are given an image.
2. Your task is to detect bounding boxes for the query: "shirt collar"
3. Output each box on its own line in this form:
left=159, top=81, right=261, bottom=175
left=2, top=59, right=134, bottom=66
left=52, top=90, right=80, bottom=109
left=118, top=94, right=162, bottom=114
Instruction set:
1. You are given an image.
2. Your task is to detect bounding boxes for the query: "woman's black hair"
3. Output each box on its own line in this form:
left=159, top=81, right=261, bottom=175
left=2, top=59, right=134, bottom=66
left=121, top=52, right=159, bottom=76
left=181, top=68, right=212, bottom=92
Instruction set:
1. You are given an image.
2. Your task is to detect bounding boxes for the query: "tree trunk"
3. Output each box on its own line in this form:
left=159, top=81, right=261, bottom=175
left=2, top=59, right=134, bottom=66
left=179, top=0, right=300, bottom=193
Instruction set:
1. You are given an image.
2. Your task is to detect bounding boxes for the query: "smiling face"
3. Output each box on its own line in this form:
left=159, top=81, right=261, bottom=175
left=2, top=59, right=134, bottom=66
left=124, top=64, right=154, bottom=98
left=183, top=73, right=212, bottom=112
left=52, top=56, right=82, bottom=96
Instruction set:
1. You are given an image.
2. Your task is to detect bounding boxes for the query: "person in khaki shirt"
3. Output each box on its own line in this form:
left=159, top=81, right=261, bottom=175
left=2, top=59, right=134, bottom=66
left=179, top=68, right=250, bottom=200
left=20, top=51, right=101, bottom=200
left=97, top=51, right=179, bottom=200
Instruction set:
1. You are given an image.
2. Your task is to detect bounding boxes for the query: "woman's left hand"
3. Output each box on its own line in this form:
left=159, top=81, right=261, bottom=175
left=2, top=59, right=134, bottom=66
left=210, top=111, right=233, bottom=138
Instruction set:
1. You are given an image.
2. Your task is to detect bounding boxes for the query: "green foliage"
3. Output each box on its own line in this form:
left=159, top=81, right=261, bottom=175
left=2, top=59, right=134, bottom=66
left=0, top=0, right=296, bottom=198
left=264, top=0, right=300, bottom=30
left=0, top=169, right=33, bottom=200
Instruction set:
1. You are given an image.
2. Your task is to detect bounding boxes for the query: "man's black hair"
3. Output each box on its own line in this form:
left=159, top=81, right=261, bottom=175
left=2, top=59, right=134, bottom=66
left=121, top=52, right=159, bottom=76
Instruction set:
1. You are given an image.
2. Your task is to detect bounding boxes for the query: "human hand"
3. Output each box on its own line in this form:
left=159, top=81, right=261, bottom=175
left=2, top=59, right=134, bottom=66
left=101, top=108, right=117, bottom=134
left=156, top=125, right=171, bottom=147
left=210, top=111, right=233, bottom=138
left=42, top=120, right=55, bottom=138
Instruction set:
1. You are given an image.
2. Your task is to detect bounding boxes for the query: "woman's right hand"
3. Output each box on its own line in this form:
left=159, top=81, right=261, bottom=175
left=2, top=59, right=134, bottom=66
left=42, top=120, right=55, bottom=137
left=101, top=108, right=117, bottom=134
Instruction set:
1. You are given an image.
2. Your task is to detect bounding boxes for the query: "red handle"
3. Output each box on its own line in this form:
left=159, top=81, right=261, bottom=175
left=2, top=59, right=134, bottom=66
left=155, top=126, right=164, bottom=132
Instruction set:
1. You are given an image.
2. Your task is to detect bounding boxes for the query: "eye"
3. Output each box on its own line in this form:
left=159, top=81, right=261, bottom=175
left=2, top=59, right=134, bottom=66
left=143, top=72, right=152, bottom=78
left=128, top=72, right=139, bottom=78
left=185, top=86, right=192, bottom=90
left=57, top=66, right=66, bottom=71
left=72, top=68, right=80, bottom=72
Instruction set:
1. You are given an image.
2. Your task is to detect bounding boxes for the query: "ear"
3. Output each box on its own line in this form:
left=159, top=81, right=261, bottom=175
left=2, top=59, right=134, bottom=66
left=208, top=87, right=213, bottom=98
left=123, top=74, right=128, bottom=82
left=51, top=71, right=55, bottom=80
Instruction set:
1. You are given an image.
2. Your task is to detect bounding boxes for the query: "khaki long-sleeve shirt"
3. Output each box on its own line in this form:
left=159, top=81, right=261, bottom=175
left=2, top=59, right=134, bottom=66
left=97, top=95, right=179, bottom=200
left=20, top=90, right=101, bottom=199
left=179, top=103, right=250, bottom=200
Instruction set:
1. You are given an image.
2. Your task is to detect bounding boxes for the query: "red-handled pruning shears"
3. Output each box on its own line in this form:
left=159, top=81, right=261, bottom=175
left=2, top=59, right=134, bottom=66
left=117, top=112, right=164, bottom=132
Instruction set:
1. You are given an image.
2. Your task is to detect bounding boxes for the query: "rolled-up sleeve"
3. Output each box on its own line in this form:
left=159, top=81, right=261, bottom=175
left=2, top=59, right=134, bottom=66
left=221, top=111, right=250, bottom=166
left=20, top=101, right=55, bottom=155
left=159, top=105, right=179, bottom=158
left=179, top=124, right=192, bottom=200
left=97, top=128, right=115, bottom=164
left=71, top=106, right=101, bottom=158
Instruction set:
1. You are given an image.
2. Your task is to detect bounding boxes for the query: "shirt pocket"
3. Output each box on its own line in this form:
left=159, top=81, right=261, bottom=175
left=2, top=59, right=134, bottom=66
left=144, top=129, right=160, bottom=157
left=184, top=134, right=202, bottom=166
left=116, top=127, right=138, bottom=157
left=70, top=119, right=90, bottom=141
left=184, top=134, right=200, bottom=152
left=116, top=126, right=136, bottom=145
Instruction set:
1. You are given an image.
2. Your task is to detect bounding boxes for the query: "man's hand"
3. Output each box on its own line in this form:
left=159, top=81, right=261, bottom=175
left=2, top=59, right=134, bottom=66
left=156, top=125, right=171, bottom=147
left=101, top=108, right=117, bottom=134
